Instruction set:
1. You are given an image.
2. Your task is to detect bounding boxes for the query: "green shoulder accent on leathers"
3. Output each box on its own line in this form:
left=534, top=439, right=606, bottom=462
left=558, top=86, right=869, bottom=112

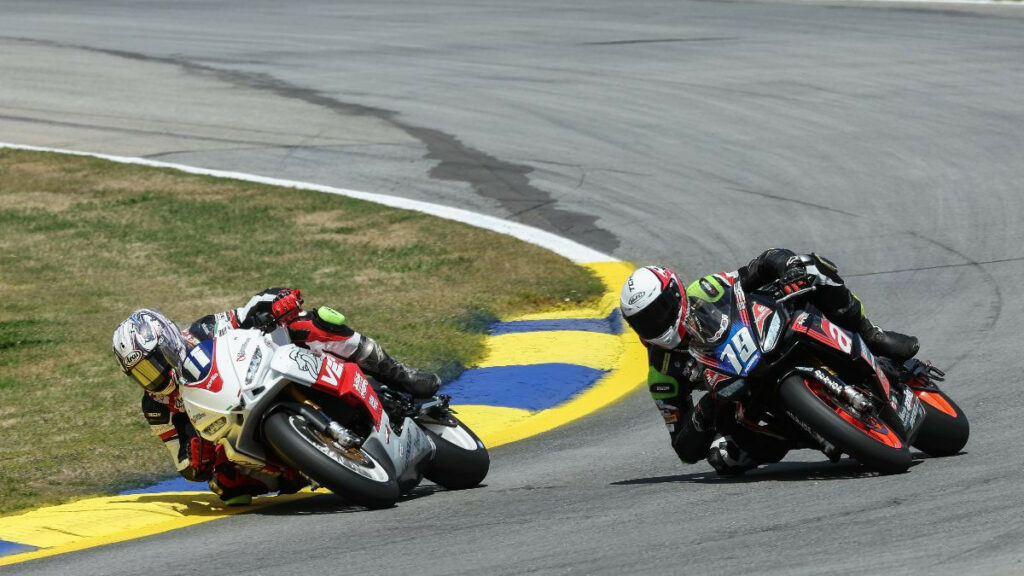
left=686, top=274, right=727, bottom=303
left=647, top=365, right=680, bottom=399
left=316, top=306, right=346, bottom=326
left=851, top=293, right=866, bottom=319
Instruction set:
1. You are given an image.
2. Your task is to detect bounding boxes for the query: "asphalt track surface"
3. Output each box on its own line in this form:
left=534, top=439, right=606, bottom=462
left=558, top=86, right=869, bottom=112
left=2, top=1, right=1024, bottom=574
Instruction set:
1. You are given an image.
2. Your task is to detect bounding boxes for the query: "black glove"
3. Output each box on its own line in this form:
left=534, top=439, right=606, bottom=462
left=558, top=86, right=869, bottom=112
left=780, top=265, right=816, bottom=296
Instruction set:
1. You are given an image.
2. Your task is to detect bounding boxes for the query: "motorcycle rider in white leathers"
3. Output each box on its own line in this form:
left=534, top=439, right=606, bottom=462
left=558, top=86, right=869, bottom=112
left=112, top=288, right=440, bottom=505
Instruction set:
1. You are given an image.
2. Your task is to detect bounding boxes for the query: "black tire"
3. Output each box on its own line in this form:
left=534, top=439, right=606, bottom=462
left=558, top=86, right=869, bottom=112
left=779, top=375, right=912, bottom=474
left=263, top=411, right=399, bottom=509
left=912, top=389, right=970, bottom=457
left=421, top=417, right=490, bottom=490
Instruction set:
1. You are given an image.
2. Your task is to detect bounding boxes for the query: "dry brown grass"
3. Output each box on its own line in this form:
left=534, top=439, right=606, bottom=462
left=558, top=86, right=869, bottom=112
left=0, top=149, right=603, bottom=514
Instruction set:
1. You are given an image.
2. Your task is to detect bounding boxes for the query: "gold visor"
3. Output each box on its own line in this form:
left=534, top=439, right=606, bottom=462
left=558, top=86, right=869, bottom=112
left=129, top=358, right=169, bottom=392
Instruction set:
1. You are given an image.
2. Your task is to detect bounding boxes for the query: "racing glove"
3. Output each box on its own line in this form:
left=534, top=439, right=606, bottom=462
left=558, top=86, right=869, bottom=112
left=270, top=288, right=304, bottom=324
left=237, top=287, right=304, bottom=329
left=780, top=266, right=816, bottom=295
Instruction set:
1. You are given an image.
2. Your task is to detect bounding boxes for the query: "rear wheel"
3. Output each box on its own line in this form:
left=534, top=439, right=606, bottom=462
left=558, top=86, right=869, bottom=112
left=263, top=411, right=399, bottom=508
left=421, top=417, right=489, bottom=490
left=779, top=375, right=912, bottom=474
left=911, top=388, right=970, bottom=457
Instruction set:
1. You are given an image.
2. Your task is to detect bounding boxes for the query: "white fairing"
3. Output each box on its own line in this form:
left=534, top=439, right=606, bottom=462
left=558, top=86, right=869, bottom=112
left=423, top=423, right=481, bottom=450
left=178, top=329, right=294, bottom=462
left=177, top=328, right=437, bottom=484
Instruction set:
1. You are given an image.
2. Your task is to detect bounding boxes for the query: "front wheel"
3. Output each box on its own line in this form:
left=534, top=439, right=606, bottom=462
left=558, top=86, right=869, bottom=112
left=421, top=417, right=490, bottom=490
left=779, top=375, right=912, bottom=474
left=911, top=388, right=970, bottom=457
left=263, top=411, right=399, bottom=508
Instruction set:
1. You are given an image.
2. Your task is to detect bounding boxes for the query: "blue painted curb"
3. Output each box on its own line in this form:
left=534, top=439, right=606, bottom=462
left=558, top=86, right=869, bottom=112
left=441, top=363, right=608, bottom=411
left=489, top=309, right=623, bottom=336
left=0, top=540, right=39, bottom=556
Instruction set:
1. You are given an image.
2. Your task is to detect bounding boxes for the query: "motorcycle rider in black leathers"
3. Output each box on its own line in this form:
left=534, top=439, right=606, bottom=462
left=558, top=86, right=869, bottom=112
left=619, top=249, right=920, bottom=475
left=112, top=288, right=441, bottom=505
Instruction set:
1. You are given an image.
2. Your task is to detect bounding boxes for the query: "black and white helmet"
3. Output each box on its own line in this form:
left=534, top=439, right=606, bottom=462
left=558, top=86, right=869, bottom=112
left=620, top=266, right=688, bottom=349
left=112, top=309, right=188, bottom=395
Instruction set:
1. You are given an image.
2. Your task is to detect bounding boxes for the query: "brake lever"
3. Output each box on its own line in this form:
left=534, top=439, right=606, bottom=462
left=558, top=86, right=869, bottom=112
left=776, top=284, right=817, bottom=303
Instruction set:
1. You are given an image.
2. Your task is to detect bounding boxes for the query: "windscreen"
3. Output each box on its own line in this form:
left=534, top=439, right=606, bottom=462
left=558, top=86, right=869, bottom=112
left=684, top=296, right=732, bottom=348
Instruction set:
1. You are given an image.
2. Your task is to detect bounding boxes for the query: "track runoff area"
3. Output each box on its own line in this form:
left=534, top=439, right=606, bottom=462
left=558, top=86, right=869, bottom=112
left=0, top=143, right=646, bottom=567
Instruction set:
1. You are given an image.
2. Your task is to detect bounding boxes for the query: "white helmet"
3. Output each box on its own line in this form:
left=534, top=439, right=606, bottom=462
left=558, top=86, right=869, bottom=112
left=620, top=266, right=688, bottom=349
left=112, top=309, right=188, bottom=395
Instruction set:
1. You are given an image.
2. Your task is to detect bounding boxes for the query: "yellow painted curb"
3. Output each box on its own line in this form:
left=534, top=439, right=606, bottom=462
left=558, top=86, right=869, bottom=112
left=0, top=491, right=313, bottom=566
left=454, top=261, right=646, bottom=448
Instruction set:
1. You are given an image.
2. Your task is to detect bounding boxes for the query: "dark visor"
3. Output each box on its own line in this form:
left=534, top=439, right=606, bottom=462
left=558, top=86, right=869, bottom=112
left=625, top=278, right=682, bottom=340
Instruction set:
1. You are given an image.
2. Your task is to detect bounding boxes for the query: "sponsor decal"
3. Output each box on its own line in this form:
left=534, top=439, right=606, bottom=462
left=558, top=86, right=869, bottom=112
left=317, top=355, right=346, bottom=389
left=715, top=378, right=746, bottom=399
left=786, top=410, right=833, bottom=449
left=627, top=291, right=647, bottom=306
left=703, top=368, right=730, bottom=389
left=203, top=417, right=227, bottom=436
left=236, top=350, right=247, bottom=362
left=813, top=368, right=845, bottom=397
left=124, top=350, right=142, bottom=367
left=752, top=302, right=773, bottom=339
left=352, top=373, right=369, bottom=398
left=699, top=278, right=719, bottom=298
left=289, top=347, right=319, bottom=378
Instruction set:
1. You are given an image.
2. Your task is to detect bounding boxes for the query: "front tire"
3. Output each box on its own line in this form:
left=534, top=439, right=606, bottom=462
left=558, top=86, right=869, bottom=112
left=779, top=375, right=912, bottom=474
left=911, top=389, right=970, bottom=457
left=421, top=417, right=490, bottom=490
left=263, top=411, right=399, bottom=508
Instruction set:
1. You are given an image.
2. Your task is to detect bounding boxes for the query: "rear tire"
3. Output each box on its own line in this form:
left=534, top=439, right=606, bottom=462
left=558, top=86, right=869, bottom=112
left=779, top=375, right=912, bottom=474
left=911, top=389, right=970, bottom=457
left=263, top=411, right=399, bottom=509
left=421, top=417, right=490, bottom=490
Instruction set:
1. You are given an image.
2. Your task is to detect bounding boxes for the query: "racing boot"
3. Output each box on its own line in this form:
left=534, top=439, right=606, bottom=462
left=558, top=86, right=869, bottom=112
left=354, top=336, right=440, bottom=399
left=707, top=435, right=758, bottom=476
left=828, top=293, right=919, bottom=362
left=857, top=317, right=919, bottom=362
left=209, top=466, right=270, bottom=506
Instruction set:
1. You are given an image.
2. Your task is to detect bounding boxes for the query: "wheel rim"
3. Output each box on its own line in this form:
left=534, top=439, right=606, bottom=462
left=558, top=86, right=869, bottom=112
left=286, top=414, right=390, bottom=482
left=803, top=379, right=904, bottom=449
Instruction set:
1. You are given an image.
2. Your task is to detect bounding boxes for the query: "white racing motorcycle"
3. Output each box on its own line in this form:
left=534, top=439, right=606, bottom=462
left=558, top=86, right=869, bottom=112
left=176, top=327, right=489, bottom=508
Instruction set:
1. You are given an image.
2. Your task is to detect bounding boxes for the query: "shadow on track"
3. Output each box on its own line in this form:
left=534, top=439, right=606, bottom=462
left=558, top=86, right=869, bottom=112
left=246, top=483, right=464, bottom=516
left=612, top=457, right=927, bottom=486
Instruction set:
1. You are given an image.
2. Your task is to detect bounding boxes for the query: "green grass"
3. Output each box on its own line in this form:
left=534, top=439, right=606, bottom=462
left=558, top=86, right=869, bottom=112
left=0, top=149, right=604, bottom=515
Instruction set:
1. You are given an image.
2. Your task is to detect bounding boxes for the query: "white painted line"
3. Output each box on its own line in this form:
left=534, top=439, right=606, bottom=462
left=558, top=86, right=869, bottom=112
left=854, top=0, right=1021, bottom=4
left=0, top=142, right=617, bottom=265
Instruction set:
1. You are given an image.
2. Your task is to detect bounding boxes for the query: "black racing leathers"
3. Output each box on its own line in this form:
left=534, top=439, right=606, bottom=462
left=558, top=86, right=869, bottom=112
left=648, top=248, right=865, bottom=467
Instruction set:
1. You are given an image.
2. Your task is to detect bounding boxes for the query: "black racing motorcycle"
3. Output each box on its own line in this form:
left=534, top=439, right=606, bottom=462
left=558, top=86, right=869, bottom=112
left=685, top=280, right=969, bottom=474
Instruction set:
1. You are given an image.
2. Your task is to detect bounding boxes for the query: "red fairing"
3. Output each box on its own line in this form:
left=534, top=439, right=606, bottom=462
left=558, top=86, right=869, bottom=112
left=752, top=302, right=773, bottom=339
left=313, top=355, right=383, bottom=429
